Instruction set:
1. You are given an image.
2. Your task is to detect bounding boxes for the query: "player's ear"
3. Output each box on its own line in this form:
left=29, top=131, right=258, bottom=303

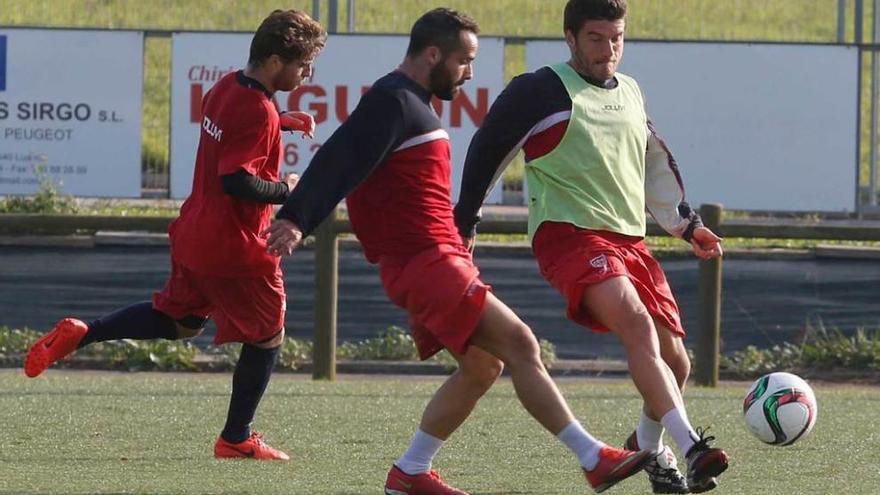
left=425, top=45, right=442, bottom=66
left=267, top=54, right=283, bottom=72
left=564, top=30, right=576, bottom=50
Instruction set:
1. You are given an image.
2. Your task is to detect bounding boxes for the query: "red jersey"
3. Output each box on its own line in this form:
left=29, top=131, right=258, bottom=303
left=276, top=71, right=463, bottom=263
left=170, top=71, right=283, bottom=277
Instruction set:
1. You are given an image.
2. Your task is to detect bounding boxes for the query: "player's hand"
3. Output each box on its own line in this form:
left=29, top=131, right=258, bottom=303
left=283, top=172, right=300, bottom=191
left=462, top=235, right=476, bottom=254
left=280, top=110, right=316, bottom=139
left=262, top=218, right=304, bottom=256
left=690, top=227, right=723, bottom=259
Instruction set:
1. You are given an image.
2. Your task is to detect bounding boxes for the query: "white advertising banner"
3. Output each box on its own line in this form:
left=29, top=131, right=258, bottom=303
left=0, top=29, right=143, bottom=197
left=171, top=32, right=505, bottom=203
left=526, top=41, right=859, bottom=212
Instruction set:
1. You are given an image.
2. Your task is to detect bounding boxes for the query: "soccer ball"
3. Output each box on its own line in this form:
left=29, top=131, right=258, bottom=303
left=742, top=372, right=818, bottom=446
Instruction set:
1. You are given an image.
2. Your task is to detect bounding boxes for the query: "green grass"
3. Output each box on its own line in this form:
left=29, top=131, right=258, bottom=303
left=1, top=370, right=878, bottom=494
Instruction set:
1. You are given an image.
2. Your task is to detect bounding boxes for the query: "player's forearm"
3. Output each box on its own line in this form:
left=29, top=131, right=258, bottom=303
left=220, top=170, right=290, bottom=204
left=644, top=121, right=702, bottom=242
left=455, top=128, right=525, bottom=236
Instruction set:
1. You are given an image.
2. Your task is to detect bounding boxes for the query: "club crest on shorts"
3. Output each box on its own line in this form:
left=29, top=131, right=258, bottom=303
left=589, top=254, right=609, bottom=273
left=465, top=282, right=480, bottom=297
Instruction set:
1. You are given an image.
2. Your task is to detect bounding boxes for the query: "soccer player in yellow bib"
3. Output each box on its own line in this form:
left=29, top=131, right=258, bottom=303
left=455, top=0, right=729, bottom=493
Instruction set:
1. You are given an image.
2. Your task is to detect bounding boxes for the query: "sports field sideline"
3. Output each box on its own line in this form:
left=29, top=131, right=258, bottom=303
left=1, top=370, right=877, bottom=494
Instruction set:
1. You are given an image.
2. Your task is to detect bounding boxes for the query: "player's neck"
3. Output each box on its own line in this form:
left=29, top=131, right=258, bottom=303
left=243, top=66, right=277, bottom=95
left=566, top=60, right=616, bottom=89
left=396, top=59, right=432, bottom=94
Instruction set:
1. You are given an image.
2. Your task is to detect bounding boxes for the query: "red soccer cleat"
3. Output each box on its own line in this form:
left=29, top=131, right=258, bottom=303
left=24, top=318, right=89, bottom=377
left=384, top=465, right=469, bottom=495
left=584, top=445, right=654, bottom=493
left=214, top=431, right=289, bottom=461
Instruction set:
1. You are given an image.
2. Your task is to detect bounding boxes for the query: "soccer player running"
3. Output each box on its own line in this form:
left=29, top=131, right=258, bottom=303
left=453, top=0, right=729, bottom=493
left=23, top=10, right=326, bottom=461
left=263, top=7, right=653, bottom=495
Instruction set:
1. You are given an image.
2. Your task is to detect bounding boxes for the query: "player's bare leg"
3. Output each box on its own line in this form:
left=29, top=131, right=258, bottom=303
left=582, top=277, right=727, bottom=490
left=624, top=319, right=690, bottom=493
left=469, top=292, right=652, bottom=492
left=469, top=294, right=575, bottom=433
left=386, top=347, right=502, bottom=495
left=582, top=277, right=683, bottom=418
left=419, top=346, right=503, bottom=439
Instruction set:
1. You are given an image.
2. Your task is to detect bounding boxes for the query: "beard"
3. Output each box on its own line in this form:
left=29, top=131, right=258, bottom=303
left=429, top=61, right=459, bottom=101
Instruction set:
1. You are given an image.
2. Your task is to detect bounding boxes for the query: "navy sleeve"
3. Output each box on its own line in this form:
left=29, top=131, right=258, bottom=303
left=276, top=89, right=406, bottom=236
left=220, top=170, right=289, bottom=204
left=454, top=72, right=556, bottom=236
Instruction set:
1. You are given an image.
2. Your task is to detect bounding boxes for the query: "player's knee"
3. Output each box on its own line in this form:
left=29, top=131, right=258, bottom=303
left=505, top=322, right=542, bottom=363
left=170, top=315, right=207, bottom=339
left=174, top=322, right=204, bottom=339
left=461, top=355, right=504, bottom=389
left=254, top=328, right=285, bottom=349
left=615, top=309, right=656, bottom=343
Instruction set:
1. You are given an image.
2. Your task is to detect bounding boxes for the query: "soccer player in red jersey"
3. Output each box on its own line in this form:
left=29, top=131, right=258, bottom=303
left=264, top=8, right=652, bottom=494
left=23, top=10, right=326, bottom=461
left=453, top=1, right=729, bottom=492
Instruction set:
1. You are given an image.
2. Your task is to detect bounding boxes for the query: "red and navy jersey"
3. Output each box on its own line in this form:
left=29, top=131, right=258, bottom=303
left=277, top=71, right=462, bottom=263
left=454, top=66, right=701, bottom=241
left=170, top=71, right=283, bottom=277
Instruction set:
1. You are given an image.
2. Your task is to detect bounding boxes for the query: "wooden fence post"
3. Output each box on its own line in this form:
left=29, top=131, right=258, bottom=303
left=695, top=203, right=723, bottom=387
left=312, top=208, right=338, bottom=381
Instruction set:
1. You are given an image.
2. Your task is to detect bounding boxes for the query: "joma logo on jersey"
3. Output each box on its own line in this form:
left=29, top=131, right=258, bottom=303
left=0, top=35, right=8, bottom=92
left=202, top=115, right=223, bottom=142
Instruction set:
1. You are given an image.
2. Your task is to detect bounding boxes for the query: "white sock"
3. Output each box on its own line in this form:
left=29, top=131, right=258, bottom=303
left=636, top=409, right=665, bottom=450
left=558, top=421, right=604, bottom=471
left=395, top=429, right=445, bottom=475
left=660, top=408, right=697, bottom=456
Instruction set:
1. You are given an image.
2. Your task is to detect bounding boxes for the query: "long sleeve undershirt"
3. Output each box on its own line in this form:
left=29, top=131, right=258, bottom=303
left=220, top=169, right=290, bottom=204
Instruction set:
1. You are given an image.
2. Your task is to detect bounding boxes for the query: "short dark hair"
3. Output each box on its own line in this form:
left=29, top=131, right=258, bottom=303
left=564, top=0, right=627, bottom=35
left=406, top=8, right=480, bottom=57
left=249, top=10, right=327, bottom=66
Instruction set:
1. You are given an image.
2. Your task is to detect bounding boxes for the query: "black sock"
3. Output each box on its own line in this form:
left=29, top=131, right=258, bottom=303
left=221, top=344, right=280, bottom=444
left=78, top=301, right=179, bottom=348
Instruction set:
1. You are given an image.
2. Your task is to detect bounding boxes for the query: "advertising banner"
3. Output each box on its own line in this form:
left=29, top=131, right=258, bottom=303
left=0, top=28, right=144, bottom=197
left=171, top=32, right=505, bottom=203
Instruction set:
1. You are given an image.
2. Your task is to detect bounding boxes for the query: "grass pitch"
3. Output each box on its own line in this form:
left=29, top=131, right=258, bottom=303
left=1, top=370, right=878, bottom=494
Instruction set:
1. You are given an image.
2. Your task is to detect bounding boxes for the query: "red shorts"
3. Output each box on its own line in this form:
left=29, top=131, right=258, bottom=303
left=379, top=244, right=491, bottom=360
left=152, top=259, right=286, bottom=345
left=532, top=222, right=684, bottom=336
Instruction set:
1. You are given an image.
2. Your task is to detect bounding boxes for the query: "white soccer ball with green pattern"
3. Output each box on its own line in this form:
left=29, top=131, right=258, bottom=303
left=742, top=372, right=818, bottom=446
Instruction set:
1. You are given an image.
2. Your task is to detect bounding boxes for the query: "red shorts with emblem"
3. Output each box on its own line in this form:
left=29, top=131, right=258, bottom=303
left=532, top=222, right=684, bottom=336
left=152, top=258, right=286, bottom=345
left=379, top=244, right=491, bottom=360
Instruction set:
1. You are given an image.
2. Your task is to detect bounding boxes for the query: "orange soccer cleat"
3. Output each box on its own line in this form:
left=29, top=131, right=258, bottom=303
left=384, top=465, right=469, bottom=495
left=583, top=445, right=654, bottom=493
left=24, top=318, right=89, bottom=378
left=214, top=431, right=290, bottom=461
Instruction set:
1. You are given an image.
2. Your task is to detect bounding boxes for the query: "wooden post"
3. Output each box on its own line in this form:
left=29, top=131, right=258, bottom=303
left=695, top=203, right=723, bottom=387
left=312, top=209, right=338, bottom=381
